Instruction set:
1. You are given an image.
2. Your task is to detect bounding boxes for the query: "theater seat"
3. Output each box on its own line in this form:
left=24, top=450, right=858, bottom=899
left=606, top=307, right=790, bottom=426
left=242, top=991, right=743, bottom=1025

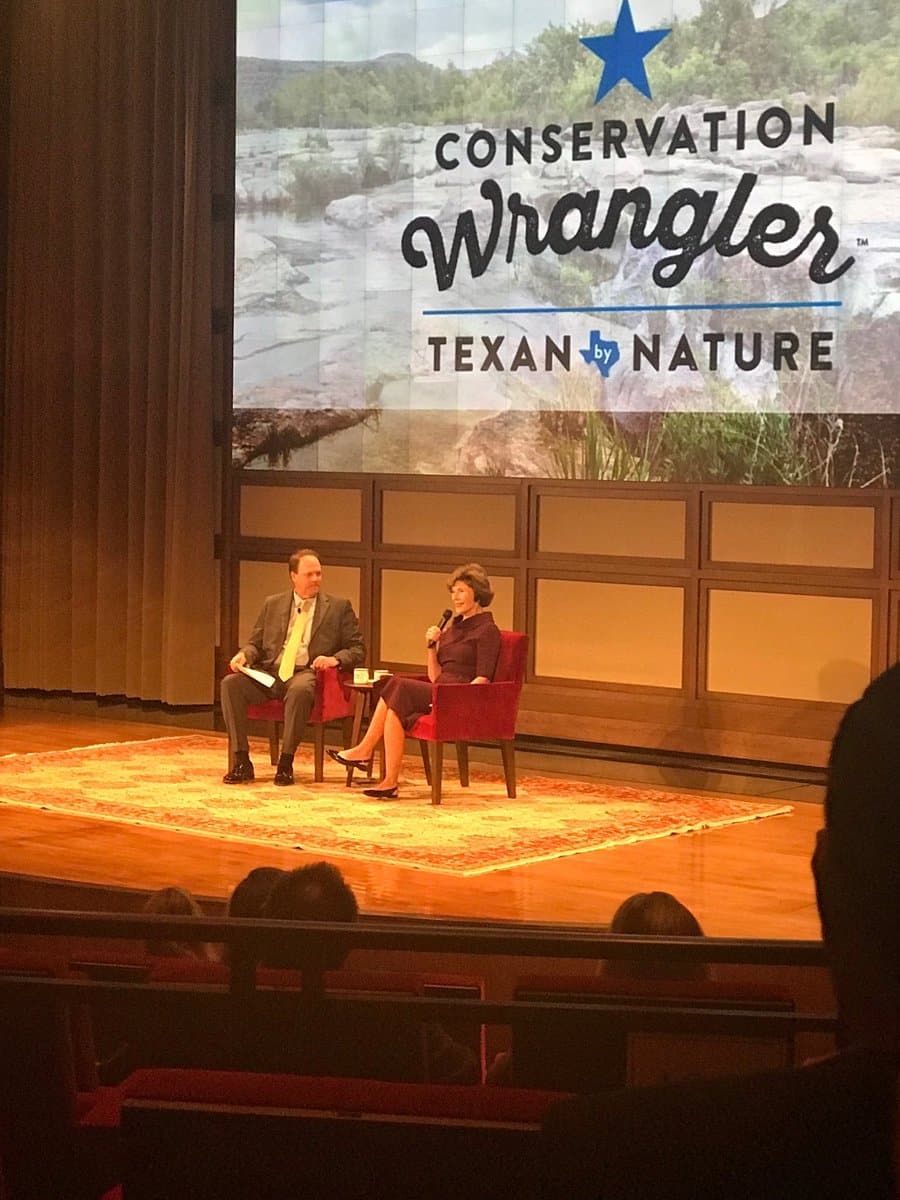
left=510, top=974, right=796, bottom=1092
left=82, top=1068, right=569, bottom=1200
left=77, top=961, right=482, bottom=1083
left=0, top=951, right=106, bottom=1197
left=406, top=630, right=528, bottom=805
left=145, top=962, right=486, bottom=1081
left=0, top=946, right=73, bottom=976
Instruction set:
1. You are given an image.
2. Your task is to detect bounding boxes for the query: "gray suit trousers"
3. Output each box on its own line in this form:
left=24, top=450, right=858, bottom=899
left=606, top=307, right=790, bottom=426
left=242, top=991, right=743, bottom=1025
left=221, top=668, right=317, bottom=759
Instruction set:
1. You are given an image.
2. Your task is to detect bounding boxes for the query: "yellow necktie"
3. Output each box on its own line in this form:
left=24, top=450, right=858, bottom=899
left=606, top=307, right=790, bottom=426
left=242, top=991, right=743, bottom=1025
left=278, top=601, right=310, bottom=682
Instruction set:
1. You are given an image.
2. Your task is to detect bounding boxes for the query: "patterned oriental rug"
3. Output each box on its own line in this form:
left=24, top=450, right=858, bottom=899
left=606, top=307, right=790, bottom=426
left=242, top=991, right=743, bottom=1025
left=0, top=735, right=792, bottom=877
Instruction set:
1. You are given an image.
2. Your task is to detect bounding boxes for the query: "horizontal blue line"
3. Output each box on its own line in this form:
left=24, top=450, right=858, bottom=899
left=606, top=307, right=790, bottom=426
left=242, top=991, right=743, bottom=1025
left=422, top=301, right=843, bottom=316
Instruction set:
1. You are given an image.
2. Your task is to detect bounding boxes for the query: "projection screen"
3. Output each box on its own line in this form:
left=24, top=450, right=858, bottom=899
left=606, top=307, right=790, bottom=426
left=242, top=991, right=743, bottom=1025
left=234, top=0, right=900, bottom=485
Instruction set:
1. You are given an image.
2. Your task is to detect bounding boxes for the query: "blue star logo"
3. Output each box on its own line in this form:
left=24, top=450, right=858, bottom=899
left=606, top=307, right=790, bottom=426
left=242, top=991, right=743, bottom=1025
left=580, top=330, right=620, bottom=377
left=580, top=0, right=671, bottom=103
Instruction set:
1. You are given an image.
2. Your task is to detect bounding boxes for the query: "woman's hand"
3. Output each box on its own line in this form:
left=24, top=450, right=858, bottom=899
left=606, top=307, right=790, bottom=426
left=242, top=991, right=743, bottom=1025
left=425, top=625, right=442, bottom=648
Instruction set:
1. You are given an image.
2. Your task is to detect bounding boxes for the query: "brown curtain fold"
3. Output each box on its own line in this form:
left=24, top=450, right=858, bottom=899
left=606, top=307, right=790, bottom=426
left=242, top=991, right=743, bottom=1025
left=2, top=0, right=218, bottom=704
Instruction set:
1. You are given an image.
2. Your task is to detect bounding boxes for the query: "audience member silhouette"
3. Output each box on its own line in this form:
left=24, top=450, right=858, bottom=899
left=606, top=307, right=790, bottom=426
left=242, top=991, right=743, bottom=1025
left=541, top=664, right=900, bottom=1200
left=227, top=867, right=287, bottom=919
left=142, top=886, right=217, bottom=961
left=600, top=890, right=709, bottom=981
left=260, top=861, right=359, bottom=970
left=224, top=866, right=288, bottom=967
left=253, top=861, right=479, bottom=1083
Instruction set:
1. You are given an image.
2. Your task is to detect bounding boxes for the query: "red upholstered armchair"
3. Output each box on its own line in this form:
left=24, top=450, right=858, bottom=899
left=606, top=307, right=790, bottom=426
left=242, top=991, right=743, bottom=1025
left=235, top=666, right=355, bottom=781
left=408, top=630, right=528, bottom=806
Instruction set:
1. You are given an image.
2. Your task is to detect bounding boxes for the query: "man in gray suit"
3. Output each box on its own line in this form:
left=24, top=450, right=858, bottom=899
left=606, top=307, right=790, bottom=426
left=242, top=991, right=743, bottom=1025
left=222, top=548, right=365, bottom=786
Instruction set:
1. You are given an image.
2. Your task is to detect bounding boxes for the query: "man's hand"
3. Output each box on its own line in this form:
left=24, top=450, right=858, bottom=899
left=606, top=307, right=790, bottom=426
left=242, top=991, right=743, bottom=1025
left=230, top=651, right=248, bottom=671
left=425, top=626, right=442, bottom=648
left=312, top=655, right=339, bottom=670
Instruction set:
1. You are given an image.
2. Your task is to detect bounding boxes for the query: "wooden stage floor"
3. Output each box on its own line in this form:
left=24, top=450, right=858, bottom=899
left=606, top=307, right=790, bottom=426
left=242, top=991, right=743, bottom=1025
left=0, top=708, right=825, bottom=941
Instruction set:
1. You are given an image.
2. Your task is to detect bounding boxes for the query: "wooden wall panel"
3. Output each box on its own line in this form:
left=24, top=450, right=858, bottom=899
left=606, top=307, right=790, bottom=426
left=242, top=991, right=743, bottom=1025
left=515, top=682, right=843, bottom=767
left=534, top=579, right=684, bottom=689
left=241, top=485, right=362, bottom=543
left=705, top=589, right=872, bottom=703
left=381, top=490, right=517, bottom=552
left=538, top=496, right=686, bottom=560
left=225, top=474, right=899, bottom=766
left=709, top=501, right=874, bottom=570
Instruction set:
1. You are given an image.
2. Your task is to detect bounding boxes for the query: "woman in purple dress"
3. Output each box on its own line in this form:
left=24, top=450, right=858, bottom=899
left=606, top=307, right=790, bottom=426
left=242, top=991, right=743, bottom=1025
left=329, top=563, right=501, bottom=798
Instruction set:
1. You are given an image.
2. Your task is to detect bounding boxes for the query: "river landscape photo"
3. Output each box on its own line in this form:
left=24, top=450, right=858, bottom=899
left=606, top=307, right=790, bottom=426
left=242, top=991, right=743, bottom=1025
left=233, top=0, right=900, bottom=483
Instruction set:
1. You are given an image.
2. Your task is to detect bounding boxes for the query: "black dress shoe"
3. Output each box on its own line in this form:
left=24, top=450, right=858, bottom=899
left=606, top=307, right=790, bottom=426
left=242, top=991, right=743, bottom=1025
left=223, top=759, right=255, bottom=784
left=327, top=748, right=373, bottom=771
left=274, top=762, right=294, bottom=786
left=363, top=786, right=398, bottom=799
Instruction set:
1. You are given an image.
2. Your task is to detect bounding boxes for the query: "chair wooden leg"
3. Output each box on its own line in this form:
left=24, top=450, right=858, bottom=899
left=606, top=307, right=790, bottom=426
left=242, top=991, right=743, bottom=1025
left=419, top=740, right=432, bottom=786
left=268, top=722, right=281, bottom=766
left=313, top=724, right=325, bottom=783
left=456, top=742, right=469, bottom=787
left=499, top=740, right=516, bottom=798
left=431, top=742, right=443, bottom=806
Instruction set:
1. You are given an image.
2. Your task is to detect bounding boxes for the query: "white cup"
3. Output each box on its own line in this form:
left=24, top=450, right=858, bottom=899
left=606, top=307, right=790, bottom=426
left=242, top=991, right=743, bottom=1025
left=373, top=670, right=391, bottom=680
left=353, top=668, right=369, bottom=684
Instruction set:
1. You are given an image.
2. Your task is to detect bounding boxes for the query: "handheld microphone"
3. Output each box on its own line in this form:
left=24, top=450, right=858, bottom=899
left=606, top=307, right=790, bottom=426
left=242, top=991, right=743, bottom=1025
left=427, top=608, right=453, bottom=649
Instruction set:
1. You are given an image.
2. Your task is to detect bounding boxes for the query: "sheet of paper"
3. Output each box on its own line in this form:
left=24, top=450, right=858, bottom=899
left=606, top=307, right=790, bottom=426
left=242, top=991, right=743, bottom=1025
left=238, top=665, right=276, bottom=687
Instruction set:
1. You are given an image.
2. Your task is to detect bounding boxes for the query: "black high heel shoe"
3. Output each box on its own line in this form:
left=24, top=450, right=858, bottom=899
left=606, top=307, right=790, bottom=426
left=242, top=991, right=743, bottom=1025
left=363, top=785, right=398, bottom=799
left=328, top=748, right=373, bottom=771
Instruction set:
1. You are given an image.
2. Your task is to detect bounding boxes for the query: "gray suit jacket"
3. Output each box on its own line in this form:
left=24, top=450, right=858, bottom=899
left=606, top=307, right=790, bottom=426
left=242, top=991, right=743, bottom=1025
left=241, top=591, right=365, bottom=674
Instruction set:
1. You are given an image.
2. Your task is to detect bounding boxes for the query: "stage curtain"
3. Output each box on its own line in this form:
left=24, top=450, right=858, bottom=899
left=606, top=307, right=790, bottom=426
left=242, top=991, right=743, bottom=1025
left=2, top=0, right=219, bottom=705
